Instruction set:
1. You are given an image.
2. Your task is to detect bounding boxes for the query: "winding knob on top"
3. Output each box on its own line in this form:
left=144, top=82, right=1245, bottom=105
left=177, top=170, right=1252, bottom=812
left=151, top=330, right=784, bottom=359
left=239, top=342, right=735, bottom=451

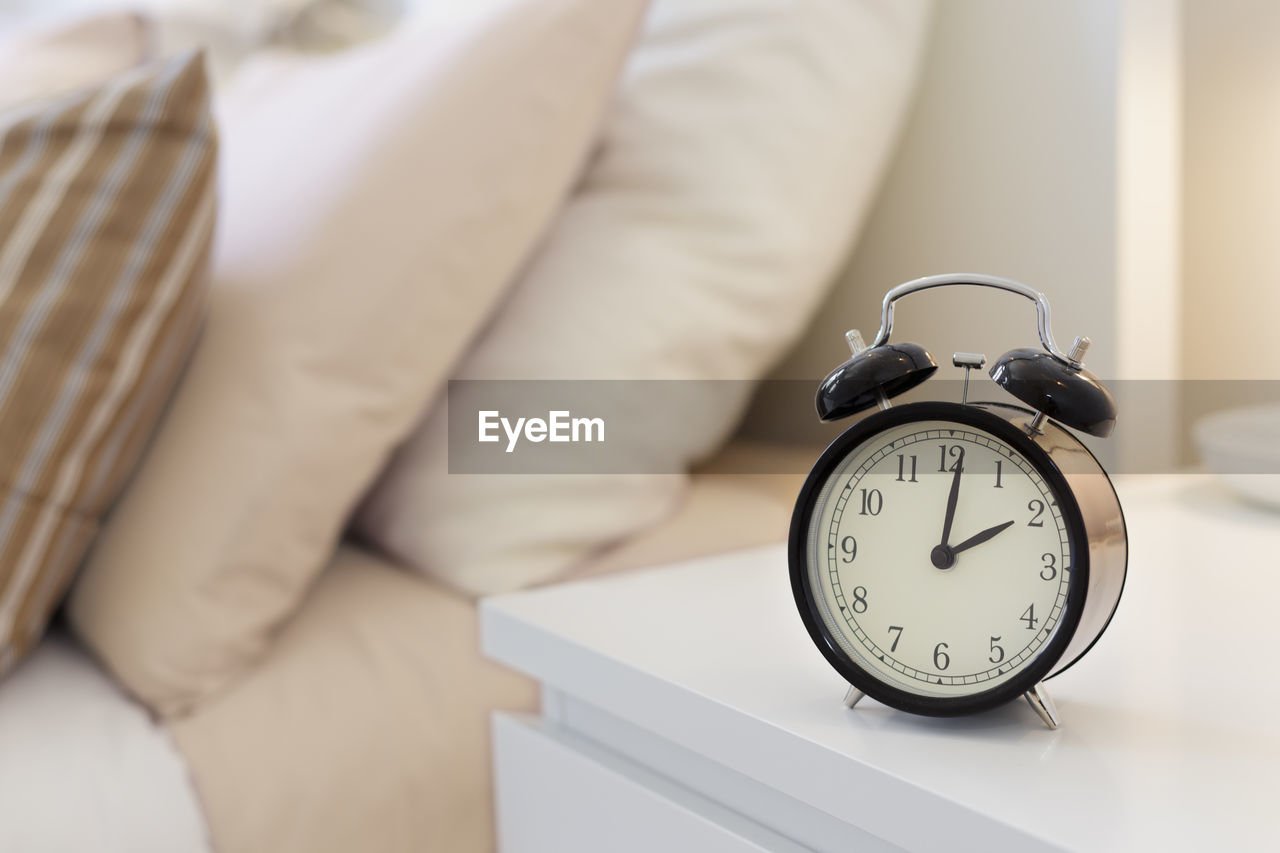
left=1068, top=335, right=1090, bottom=365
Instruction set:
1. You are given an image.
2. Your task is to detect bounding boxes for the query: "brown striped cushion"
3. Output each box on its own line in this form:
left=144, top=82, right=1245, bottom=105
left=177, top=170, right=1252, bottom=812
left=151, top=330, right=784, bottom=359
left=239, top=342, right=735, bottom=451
left=0, top=51, right=216, bottom=679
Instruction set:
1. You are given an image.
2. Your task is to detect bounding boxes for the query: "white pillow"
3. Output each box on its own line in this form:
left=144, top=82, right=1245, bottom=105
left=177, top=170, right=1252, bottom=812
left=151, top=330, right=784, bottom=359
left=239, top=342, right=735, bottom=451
left=68, top=0, right=649, bottom=717
left=0, top=12, right=150, bottom=111
left=356, top=0, right=934, bottom=596
left=0, top=0, right=395, bottom=85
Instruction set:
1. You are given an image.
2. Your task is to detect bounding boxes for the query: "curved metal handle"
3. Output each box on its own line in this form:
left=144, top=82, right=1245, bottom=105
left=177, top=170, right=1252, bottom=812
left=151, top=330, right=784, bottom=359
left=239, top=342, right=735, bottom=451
left=868, top=273, right=1083, bottom=368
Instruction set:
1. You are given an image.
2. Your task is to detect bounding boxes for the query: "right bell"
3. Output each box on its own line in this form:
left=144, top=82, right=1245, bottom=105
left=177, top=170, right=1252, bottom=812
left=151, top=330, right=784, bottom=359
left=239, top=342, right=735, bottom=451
left=989, top=348, right=1117, bottom=437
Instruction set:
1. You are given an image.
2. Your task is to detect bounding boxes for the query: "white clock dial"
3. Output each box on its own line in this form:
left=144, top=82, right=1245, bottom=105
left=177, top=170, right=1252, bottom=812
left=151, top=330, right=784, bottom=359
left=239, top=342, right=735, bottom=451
left=805, top=419, right=1072, bottom=698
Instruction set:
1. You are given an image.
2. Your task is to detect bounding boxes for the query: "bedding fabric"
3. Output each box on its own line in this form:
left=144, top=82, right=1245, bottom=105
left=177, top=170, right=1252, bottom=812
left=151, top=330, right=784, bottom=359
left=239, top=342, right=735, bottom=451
left=0, top=632, right=211, bottom=853
left=68, top=0, right=650, bottom=718
left=0, top=0, right=402, bottom=85
left=0, top=51, right=216, bottom=679
left=0, top=11, right=150, bottom=111
left=356, top=0, right=933, bottom=597
left=171, top=445, right=811, bottom=853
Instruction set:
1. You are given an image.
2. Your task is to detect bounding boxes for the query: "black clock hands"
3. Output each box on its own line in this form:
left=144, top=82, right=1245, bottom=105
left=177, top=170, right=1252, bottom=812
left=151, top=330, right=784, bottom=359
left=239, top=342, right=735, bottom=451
left=931, top=459, right=964, bottom=569
left=951, top=520, right=1015, bottom=555
left=938, top=454, right=963, bottom=548
left=931, top=454, right=1014, bottom=569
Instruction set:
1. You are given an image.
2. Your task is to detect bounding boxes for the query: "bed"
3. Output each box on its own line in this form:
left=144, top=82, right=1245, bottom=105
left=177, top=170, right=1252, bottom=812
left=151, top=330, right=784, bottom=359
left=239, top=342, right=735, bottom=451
left=0, top=447, right=810, bottom=852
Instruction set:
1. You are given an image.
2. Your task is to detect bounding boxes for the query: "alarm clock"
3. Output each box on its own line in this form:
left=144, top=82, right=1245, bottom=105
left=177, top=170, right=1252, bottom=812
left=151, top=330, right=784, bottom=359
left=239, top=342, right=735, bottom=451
left=788, top=273, right=1127, bottom=729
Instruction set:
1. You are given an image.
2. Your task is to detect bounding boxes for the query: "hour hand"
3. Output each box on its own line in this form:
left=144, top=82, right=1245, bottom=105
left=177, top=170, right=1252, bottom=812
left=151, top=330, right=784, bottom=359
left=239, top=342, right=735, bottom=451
left=951, top=520, right=1015, bottom=555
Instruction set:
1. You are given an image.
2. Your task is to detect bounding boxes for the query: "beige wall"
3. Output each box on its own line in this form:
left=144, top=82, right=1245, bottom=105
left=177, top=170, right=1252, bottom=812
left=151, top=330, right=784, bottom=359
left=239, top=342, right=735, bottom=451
left=746, top=0, right=1123, bottom=443
left=771, top=0, right=1125, bottom=386
left=742, top=0, right=1183, bottom=469
left=1182, top=0, right=1280, bottom=381
left=1173, top=0, right=1280, bottom=461
left=735, top=0, right=1280, bottom=461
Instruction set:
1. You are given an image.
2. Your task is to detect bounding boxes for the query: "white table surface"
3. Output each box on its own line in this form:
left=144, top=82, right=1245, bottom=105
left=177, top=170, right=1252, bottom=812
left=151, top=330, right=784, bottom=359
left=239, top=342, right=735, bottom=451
left=482, top=475, right=1280, bottom=852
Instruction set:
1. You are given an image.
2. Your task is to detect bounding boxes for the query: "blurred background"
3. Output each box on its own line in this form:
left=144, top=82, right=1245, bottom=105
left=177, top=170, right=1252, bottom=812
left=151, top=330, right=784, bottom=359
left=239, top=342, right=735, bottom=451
left=4, top=0, right=1275, bottom=466
left=747, top=0, right=1278, bottom=473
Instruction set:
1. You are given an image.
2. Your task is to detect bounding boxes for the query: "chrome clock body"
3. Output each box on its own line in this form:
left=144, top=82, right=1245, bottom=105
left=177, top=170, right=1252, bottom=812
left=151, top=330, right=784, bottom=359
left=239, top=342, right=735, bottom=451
left=790, top=401, right=1126, bottom=721
left=790, top=274, right=1127, bottom=728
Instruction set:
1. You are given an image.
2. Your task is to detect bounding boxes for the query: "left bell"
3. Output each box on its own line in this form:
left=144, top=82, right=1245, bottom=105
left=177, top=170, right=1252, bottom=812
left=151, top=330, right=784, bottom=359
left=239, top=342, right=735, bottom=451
left=815, top=333, right=937, bottom=422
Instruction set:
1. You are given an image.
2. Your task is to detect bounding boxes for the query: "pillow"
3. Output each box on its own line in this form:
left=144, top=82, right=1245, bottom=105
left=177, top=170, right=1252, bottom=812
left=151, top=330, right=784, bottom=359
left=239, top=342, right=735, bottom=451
left=355, top=0, right=934, bottom=596
left=0, top=0, right=401, bottom=85
left=0, top=11, right=151, bottom=111
left=67, top=0, right=650, bottom=717
left=0, top=51, right=216, bottom=680
left=0, top=0, right=399, bottom=87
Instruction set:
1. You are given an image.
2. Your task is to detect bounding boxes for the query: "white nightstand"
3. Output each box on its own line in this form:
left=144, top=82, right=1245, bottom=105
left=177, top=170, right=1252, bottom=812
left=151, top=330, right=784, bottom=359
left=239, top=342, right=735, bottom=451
left=481, top=476, right=1280, bottom=852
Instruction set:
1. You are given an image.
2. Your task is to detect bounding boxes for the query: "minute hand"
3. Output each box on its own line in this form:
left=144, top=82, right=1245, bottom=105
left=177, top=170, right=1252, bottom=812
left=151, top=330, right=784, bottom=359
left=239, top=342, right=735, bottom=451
left=938, top=458, right=963, bottom=547
left=951, top=520, right=1016, bottom=555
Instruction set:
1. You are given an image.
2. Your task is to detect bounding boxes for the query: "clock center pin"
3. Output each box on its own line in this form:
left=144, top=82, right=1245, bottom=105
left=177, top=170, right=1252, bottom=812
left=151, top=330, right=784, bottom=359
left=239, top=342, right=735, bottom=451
left=930, top=544, right=956, bottom=570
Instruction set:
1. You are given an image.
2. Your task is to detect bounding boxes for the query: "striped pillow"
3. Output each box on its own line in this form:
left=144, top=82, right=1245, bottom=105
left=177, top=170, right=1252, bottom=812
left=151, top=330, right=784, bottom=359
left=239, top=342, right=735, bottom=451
left=0, top=51, right=216, bottom=678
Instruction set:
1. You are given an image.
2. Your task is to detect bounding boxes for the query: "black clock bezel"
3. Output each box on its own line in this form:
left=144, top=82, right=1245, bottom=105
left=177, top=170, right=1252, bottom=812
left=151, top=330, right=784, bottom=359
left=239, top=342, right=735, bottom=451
left=788, top=400, right=1090, bottom=718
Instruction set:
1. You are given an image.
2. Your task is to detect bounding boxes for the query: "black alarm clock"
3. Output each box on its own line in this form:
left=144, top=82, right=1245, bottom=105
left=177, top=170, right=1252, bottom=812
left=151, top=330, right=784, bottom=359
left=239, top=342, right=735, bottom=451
left=789, top=273, right=1127, bottom=729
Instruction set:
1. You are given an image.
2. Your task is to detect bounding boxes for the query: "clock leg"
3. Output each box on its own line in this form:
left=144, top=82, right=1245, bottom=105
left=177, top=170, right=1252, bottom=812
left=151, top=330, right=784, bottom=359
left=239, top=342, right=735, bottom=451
left=1023, top=682, right=1061, bottom=729
left=843, top=686, right=866, bottom=709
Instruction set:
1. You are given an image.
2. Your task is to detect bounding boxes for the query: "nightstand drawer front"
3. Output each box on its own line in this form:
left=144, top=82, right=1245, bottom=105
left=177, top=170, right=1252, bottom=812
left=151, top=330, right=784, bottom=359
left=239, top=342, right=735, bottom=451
left=493, top=714, right=807, bottom=853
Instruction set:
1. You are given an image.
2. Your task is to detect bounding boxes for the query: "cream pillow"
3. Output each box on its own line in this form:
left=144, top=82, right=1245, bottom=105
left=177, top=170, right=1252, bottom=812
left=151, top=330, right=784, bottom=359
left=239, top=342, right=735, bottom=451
left=356, top=0, right=934, bottom=596
left=0, top=0, right=400, bottom=84
left=0, top=12, right=151, bottom=110
left=68, top=0, right=649, bottom=717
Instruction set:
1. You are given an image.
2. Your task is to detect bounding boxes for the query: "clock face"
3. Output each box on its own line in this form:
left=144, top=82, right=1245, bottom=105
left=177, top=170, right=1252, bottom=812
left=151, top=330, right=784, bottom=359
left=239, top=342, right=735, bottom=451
left=793, top=403, right=1086, bottom=712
